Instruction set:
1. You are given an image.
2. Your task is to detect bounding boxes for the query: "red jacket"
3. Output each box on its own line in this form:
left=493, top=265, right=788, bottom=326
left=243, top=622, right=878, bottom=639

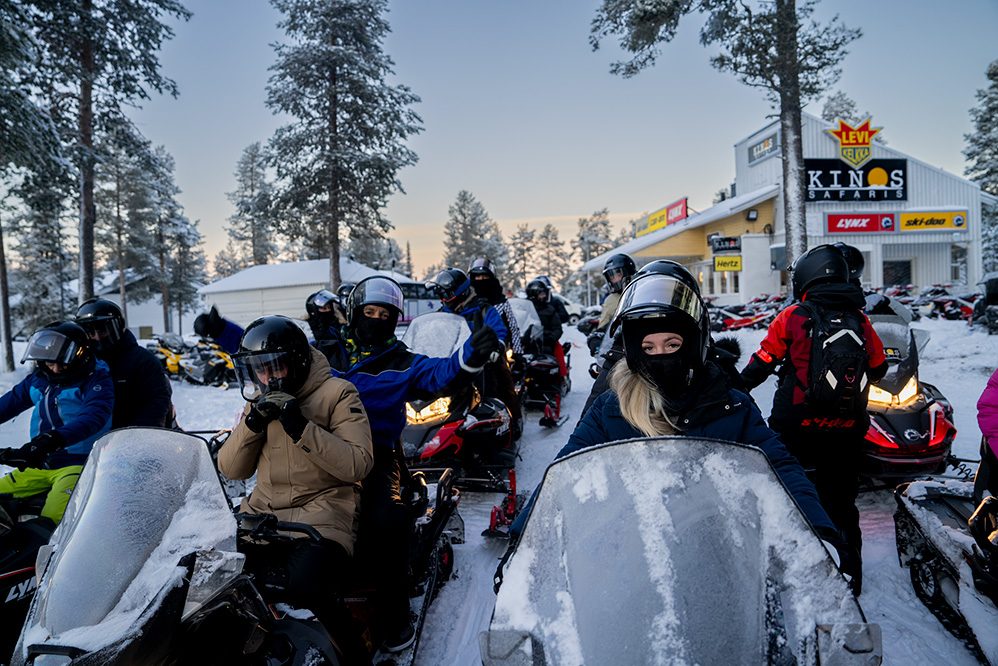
left=741, top=301, right=886, bottom=434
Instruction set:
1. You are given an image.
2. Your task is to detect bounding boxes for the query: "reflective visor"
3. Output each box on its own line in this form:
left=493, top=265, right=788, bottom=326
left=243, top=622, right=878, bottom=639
left=21, top=330, right=78, bottom=365
left=232, top=351, right=291, bottom=401
left=311, top=289, right=337, bottom=309
left=614, top=274, right=703, bottom=326
left=352, top=277, right=404, bottom=314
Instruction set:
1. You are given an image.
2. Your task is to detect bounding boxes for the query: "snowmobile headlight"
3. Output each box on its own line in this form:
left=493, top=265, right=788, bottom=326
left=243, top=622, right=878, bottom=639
left=406, top=397, right=451, bottom=425
left=868, top=376, right=919, bottom=408
left=867, top=384, right=894, bottom=407
left=896, top=376, right=919, bottom=407
left=506, top=348, right=514, bottom=364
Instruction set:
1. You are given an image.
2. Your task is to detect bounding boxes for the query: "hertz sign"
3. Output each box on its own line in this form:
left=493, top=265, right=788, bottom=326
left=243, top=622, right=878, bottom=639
left=714, top=256, right=743, bottom=272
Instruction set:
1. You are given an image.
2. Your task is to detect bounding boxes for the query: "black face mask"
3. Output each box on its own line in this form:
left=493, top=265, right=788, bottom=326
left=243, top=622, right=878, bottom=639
left=310, top=311, right=337, bottom=337
left=635, top=353, right=692, bottom=400
left=473, top=278, right=502, bottom=304
left=353, top=315, right=396, bottom=346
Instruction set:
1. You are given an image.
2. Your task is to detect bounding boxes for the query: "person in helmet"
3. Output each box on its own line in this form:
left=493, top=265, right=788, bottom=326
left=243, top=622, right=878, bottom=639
left=525, top=278, right=564, bottom=356
left=534, top=275, right=570, bottom=324
left=740, top=244, right=887, bottom=595
left=428, top=267, right=508, bottom=344
left=598, top=253, right=637, bottom=330
left=75, top=298, right=174, bottom=429
left=832, top=242, right=865, bottom=291
left=219, top=315, right=373, bottom=661
left=304, top=289, right=349, bottom=369
left=333, top=276, right=500, bottom=652
left=193, top=305, right=244, bottom=354
left=336, top=281, right=356, bottom=308
left=0, top=321, right=113, bottom=524
left=553, top=273, right=844, bottom=536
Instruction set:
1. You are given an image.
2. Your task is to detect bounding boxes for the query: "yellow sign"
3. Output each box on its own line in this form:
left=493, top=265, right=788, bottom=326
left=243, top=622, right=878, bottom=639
left=898, top=210, right=968, bottom=231
left=714, top=255, right=743, bottom=272
left=827, top=117, right=881, bottom=168
left=635, top=198, right=689, bottom=237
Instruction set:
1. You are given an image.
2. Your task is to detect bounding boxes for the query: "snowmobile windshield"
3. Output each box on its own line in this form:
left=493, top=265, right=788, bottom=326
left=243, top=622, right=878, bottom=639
left=401, top=311, right=470, bottom=359
left=21, top=329, right=80, bottom=365
left=18, top=429, right=236, bottom=658
left=869, top=319, right=920, bottom=393
left=485, top=437, right=876, bottom=665
left=508, top=298, right=543, bottom=344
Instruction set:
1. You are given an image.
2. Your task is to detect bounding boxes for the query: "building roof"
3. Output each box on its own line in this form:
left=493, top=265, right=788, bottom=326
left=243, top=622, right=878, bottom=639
left=199, top=257, right=411, bottom=295
left=581, top=183, right=780, bottom=272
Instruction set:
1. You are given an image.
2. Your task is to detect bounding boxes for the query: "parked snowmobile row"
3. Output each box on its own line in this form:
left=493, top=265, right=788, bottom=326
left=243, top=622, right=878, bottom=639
left=146, top=334, right=236, bottom=388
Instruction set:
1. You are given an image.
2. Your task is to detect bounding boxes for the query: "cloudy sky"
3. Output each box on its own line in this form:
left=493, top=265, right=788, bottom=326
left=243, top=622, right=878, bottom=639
left=132, top=0, right=998, bottom=276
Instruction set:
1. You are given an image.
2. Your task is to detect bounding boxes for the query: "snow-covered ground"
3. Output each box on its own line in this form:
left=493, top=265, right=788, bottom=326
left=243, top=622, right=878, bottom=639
left=0, top=317, right=993, bottom=664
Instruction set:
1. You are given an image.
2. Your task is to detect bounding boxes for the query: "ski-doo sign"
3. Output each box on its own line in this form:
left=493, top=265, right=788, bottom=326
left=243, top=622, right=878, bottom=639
left=898, top=210, right=969, bottom=232
left=826, top=212, right=896, bottom=233
left=827, top=118, right=881, bottom=168
left=805, top=159, right=907, bottom=201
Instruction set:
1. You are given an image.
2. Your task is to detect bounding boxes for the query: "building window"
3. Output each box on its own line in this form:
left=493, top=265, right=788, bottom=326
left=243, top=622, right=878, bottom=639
left=883, top=260, right=912, bottom=287
left=733, top=272, right=740, bottom=294
left=951, top=245, right=968, bottom=285
left=720, top=271, right=728, bottom=294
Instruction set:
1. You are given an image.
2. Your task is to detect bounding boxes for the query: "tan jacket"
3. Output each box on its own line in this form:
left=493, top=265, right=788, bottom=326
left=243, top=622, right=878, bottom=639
left=598, top=291, right=622, bottom=329
left=219, top=348, right=374, bottom=554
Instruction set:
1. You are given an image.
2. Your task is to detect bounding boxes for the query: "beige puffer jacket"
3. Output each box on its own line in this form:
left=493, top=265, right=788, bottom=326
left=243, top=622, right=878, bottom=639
left=219, top=348, right=374, bottom=555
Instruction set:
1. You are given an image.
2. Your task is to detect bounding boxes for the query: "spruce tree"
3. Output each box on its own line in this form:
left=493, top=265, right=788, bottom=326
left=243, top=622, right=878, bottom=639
left=535, top=224, right=570, bottom=290
left=226, top=142, right=276, bottom=267
left=964, top=60, right=998, bottom=273
left=169, top=217, right=206, bottom=333
left=590, top=0, right=860, bottom=263
left=441, top=190, right=508, bottom=275
left=266, top=0, right=422, bottom=288
left=507, top=224, right=537, bottom=293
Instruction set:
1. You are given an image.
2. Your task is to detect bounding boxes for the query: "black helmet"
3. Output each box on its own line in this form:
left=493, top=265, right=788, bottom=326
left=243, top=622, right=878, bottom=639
left=347, top=276, right=404, bottom=325
left=790, top=245, right=850, bottom=300
left=468, top=257, right=497, bottom=279
left=22, top=320, right=95, bottom=385
left=634, top=260, right=702, bottom=296
left=833, top=242, right=865, bottom=285
left=335, top=282, right=356, bottom=305
left=232, top=315, right=312, bottom=401
left=75, top=297, right=126, bottom=352
left=469, top=257, right=504, bottom=304
left=534, top=275, right=554, bottom=291
left=305, top=289, right=338, bottom=319
left=602, top=254, right=637, bottom=294
left=194, top=306, right=225, bottom=339
left=426, top=268, right=473, bottom=309
left=611, top=273, right=710, bottom=401
left=525, top=278, right=550, bottom=302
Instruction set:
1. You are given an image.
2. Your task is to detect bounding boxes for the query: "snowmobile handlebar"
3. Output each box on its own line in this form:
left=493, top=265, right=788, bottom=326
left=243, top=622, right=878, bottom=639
left=235, top=512, right=324, bottom=544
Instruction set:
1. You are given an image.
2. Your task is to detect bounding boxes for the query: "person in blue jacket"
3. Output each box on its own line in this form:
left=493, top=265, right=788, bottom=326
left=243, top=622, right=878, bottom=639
left=510, top=273, right=861, bottom=592
left=332, top=276, right=500, bottom=652
left=193, top=305, right=244, bottom=355
left=0, top=321, right=113, bottom=524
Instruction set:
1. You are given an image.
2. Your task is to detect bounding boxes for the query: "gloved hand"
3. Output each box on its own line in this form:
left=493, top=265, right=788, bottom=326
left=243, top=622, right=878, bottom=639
left=1, top=432, right=63, bottom=472
left=817, top=525, right=862, bottom=596
left=244, top=401, right=279, bottom=433
left=466, top=309, right=501, bottom=368
left=258, top=391, right=308, bottom=442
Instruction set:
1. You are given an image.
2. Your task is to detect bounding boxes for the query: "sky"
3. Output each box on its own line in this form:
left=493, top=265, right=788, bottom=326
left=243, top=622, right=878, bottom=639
left=131, top=0, right=998, bottom=277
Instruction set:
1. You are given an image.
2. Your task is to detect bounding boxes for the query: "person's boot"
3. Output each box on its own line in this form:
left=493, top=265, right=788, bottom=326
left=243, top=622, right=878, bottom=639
left=382, top=616, right=415, bottom=653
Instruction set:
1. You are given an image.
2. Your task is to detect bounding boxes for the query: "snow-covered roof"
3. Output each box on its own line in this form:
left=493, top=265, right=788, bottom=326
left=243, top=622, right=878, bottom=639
left=581, top=184, right=780, bottom=272
left=198, top=257, right=411, bottom=295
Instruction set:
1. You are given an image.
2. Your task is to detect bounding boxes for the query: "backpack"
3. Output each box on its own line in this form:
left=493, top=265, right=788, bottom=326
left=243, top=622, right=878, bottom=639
left=799, top=303, right=871, bottom=416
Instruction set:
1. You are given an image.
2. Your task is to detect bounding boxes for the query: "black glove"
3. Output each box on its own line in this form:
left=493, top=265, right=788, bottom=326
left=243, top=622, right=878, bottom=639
left=816, top=525, right=862, bottom=596
left=258, top=391, right=308, bottom=442
left=244, top=402, right=279, bottom=433
left=2, top=432, right=64, bottom=472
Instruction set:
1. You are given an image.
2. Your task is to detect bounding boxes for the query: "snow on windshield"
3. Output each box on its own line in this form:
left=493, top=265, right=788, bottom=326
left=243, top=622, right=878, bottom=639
left=402, top=311, right=470, bottom=358
left=491, top=437, right=864, bottom=665
left=19, top=429, right=236, bottom=655
left=508, top=298, right=542, bottom=342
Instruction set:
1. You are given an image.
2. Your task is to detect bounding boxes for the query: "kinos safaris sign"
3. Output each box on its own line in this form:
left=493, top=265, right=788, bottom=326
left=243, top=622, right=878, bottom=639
left=805, top=159, right=907, bottom=201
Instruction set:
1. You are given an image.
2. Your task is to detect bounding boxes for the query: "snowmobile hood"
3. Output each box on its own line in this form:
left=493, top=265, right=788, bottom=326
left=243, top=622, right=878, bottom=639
left=15, top=428, right=236, bottom=662
left=483, top=437, right=881, bottom=665
left=508, top=298, right=543, bottom=346
left=401, top=311, right=470, bottom=358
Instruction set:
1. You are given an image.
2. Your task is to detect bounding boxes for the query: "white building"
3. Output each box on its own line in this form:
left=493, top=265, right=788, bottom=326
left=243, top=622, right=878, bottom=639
left=585, top=112, right=992, bottom=304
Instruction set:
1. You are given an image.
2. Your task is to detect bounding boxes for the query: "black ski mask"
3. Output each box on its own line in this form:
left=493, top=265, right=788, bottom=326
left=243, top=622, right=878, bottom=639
left=353, top=312, right=397, bottom=347
left=472, top=277, right=502, bottom=304
left=622, top=316, right=700, bottom=405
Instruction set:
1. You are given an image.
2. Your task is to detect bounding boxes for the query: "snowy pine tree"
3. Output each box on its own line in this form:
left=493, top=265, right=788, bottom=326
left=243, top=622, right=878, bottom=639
left=169, top=217, right=206, bottom=333
left=820, top=90, right=884, bottom=143
left=507, top=224, right=537, bottom=293
left=226, top=142, right=276, bottom=268
left=535, top=224, right=571, bottom=290
left=212, top=243, right=245, bottom=279
left=590, top=0, right=860, bottom=264
left=441, top=190, right=508, bottom=275
left=965, top=60, right=998, bottom=273
left=266, top=0, right=422, bottom=288
left=402, top=241, right=414, bottom=279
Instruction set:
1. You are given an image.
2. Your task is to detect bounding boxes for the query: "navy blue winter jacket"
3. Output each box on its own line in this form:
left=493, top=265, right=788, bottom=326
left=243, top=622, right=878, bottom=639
left=441, top=299, right=508, bottom=349
left=0, top=361, right=114, bottom=466
left=331, top=339, right=479, bottom=452
left=215, top=319, right=244, bottom=355
left=559, top=389, right=836, bottom=534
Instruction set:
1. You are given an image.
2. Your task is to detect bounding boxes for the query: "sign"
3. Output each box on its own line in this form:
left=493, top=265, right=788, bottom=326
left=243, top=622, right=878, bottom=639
left=710, top=236, right=742, bottom=252
left=805, top=159, right=907, bottom=201
left=714, top=255, right=743, bottom=272
left=748, top=133, right=779, bottom=165
left=898, top=210, right=969, bottom=232
left=827, top=118, right=881, bottom=168
left=826, top=212, right=896, bottom=233
left=636, top=197, right=689, bottom=237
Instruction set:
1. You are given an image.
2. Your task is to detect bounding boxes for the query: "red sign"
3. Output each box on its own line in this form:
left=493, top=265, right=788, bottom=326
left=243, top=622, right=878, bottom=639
left=826, top=212, right=896, bottom=233
left=667, top=198, right=688, bottom=225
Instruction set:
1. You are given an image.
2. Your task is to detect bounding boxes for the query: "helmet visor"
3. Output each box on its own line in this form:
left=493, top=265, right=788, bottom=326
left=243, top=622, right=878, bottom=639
left=22, top=330, right=79, bottom=365
left=310, top=289, right=337, bottom=310
left=76, top=317, right=122, bottom=348
left=233, top=351, right=292, bottom=401
left=351, top=278, right=403, bottom=315
left=612, top=274, right=704, bottom=332
left=469, top=257, right=494, bottom=276
left=426, top=271, right=464, bottom=301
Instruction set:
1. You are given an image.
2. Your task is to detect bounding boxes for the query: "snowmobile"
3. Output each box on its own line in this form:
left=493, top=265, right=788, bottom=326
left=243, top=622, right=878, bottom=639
left=894, top=461, right=998, bottom=664
left=507, top=298, right=572, bottom=428
left=11, top=428, right=463, bottom=666
left=400, top=312, right=516, bottom=492
left=484, top=436, right=882, bottom=665
left=188, top=339, right=237, bottom=388
left=146, top=334, right=203, bottom=385
left=862, top=303, right=956, bottom=479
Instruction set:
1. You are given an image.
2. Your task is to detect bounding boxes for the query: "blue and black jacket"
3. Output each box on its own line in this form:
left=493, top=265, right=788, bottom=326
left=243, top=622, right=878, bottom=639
left=331, top=338, right=481, bottom=453
left=0, top=361, right=114, bottom=466
left=441, top=298, right=508, bottom=349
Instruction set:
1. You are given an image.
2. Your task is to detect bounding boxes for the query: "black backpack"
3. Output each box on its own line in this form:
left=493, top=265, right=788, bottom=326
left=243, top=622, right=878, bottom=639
left=799, top=303, right=871, bottom=416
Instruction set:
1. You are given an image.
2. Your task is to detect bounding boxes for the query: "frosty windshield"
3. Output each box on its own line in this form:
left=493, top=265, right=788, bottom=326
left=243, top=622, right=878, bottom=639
left=402, top=311, right=470, bottom=358
left=21, top=429, right=236, bottom=655
left=489, top=437, right=866, bottom=665
left=508, top=298, right=542, bottom=342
